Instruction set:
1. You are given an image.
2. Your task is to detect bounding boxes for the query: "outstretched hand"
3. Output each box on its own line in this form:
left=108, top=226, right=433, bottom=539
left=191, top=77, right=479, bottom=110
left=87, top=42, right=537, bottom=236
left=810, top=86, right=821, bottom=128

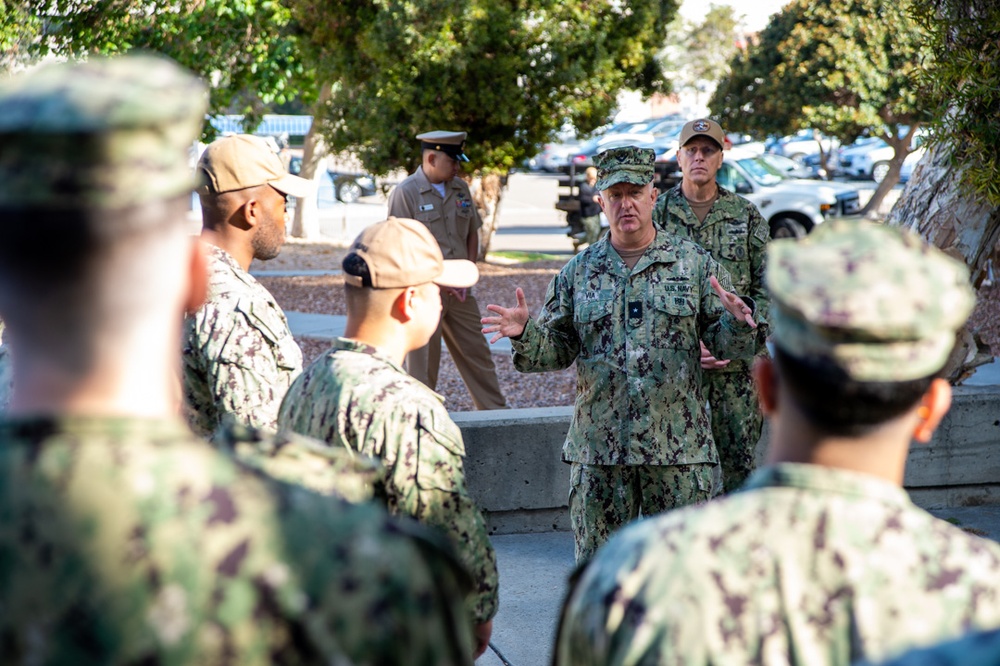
left=710, top=275, right=756, bottom=328
left=482, top=288, right=530, bottom=343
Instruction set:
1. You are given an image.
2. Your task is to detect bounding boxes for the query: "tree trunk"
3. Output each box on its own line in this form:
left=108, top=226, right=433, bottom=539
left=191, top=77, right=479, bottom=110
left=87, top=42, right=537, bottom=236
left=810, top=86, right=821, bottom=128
left=886, top=141, right=1000, bottom=382
left=466, top=172, right=506, bottom=258
left=290, top=82, right=332, bottom=239
left=861, top=125, right=920, bottom=218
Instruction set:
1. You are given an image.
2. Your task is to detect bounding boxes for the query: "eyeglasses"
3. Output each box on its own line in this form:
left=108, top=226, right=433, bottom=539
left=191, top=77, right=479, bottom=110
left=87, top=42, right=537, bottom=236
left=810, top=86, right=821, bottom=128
left=682, top=145, right=720, bottom=158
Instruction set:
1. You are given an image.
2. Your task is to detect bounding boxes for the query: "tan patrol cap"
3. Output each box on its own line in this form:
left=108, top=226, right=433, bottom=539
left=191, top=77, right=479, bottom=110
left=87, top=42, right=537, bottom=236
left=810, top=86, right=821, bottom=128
left=679, top=118, right=726, bottom=149
left=416, top=130, right=469, bottom=162
left=196, top=134, right=313, bottom=198
left=344, top=217, right=479, bottom=289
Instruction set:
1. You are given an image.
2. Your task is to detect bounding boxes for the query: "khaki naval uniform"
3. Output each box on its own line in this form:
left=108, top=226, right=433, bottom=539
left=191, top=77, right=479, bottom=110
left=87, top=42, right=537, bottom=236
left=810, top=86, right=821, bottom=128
left=387, top=167, right=506, bottom=410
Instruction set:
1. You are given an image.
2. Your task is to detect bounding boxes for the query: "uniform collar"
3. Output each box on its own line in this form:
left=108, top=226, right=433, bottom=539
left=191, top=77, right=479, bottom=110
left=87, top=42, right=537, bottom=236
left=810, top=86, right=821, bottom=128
left=589, top=228, right=684, bottom=277
left=330, top=337, right=448, bottom=403
left=207, top=243, right=258, bottom=288
left=415, top=166, right=454, bottom=196
left=742, top=463, right=913, bottom=507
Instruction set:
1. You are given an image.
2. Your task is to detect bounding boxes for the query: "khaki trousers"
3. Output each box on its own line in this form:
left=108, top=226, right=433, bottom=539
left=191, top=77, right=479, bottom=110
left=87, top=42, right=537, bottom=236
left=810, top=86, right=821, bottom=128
left=405, top=289, right=507, bottom=410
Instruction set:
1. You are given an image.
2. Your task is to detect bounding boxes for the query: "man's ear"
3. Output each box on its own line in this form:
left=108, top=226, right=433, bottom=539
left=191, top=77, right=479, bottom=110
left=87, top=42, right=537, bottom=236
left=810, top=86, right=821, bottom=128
left=392, top=287, right=417, bottom=323
left=913, top=378, right=952, bottom=444
left=185, top=239, right=209, bottom=315
left=753, top=356, right=778, bottom=416
left=242, top=197, right=260, bottom=230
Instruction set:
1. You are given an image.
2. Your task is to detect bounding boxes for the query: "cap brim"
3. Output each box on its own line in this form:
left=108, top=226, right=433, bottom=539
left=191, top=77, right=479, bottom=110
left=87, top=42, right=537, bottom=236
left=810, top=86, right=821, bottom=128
left=596, top=171, right=652, bottom=191
left=269, top=173, right=314, bottom=198
left=436, top=259, right=479, bottom=288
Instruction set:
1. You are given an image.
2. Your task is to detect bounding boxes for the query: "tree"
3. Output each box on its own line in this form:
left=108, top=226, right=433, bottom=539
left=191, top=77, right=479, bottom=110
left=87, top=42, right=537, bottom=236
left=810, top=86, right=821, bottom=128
left=659, top=4, right=740, bottom=112
left=6, top=0, right=333, bottom=236
left=13, top=0, right=312, bottom=132
left=885, top=0, right=1000, bottom=382
left=710, top=0, right=932, bottom=216
left=286, top=0, right=679, bottom=254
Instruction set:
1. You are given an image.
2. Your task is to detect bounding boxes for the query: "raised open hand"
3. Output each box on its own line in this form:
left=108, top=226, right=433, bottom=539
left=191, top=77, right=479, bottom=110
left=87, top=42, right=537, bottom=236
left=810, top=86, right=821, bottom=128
left=482, top=287, right=530, bottom=343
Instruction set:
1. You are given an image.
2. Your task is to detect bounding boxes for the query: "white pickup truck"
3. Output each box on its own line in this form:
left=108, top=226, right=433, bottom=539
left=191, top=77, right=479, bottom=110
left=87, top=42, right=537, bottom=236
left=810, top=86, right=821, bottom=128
left=716, top=147, right=862, bottom=238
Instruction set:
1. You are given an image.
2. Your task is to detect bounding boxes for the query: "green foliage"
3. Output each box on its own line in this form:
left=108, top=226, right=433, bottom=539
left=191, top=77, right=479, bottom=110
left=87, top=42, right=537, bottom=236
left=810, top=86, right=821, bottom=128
left=912, top=0, right=1000, bottom=205
left=6, top=0, right=313, bottom=138
left=710, top=0, right=932, bottom=145
left=288, top=0, right=679, bottom=175
left=661, top=4, right=740, bottom=100
left=0, top=2, right=43, bottom=71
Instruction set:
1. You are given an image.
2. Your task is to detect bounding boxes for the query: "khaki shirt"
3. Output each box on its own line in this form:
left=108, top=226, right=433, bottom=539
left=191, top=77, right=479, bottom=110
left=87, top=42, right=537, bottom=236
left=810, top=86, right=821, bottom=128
left=388, top=166, right=482, bottom=260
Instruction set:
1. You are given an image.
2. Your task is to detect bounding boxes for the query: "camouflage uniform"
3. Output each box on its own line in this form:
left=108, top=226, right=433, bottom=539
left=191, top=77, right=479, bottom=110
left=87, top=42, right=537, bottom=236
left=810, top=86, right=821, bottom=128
left=653, top=184, right=770, bottom=492
left=0, top=53, right=475, bottom=665
left=0, top=415, right=475, bottom=664
left=183, top=244, right=303, bottom=438
left=278, top=338, right=499, bottom=624
left=511, top=228, right=755, bottom=560
left=861, top=628, right=1000, bottom=666
left=554, top=464, right=1000, bottom=666
left=554, top=219, right=987, bottom=665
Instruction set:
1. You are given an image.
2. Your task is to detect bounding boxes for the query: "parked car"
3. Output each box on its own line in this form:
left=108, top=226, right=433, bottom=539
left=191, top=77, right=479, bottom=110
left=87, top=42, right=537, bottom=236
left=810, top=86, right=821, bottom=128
left=289, top=155, right=377, bottom=203
left=769, top=129, right=840, bottom=162
left=839, top=130, right=926, bottom=183
left=758, top=153, right=819, bottom=180
left=568, top=134, right=659, bottom=167
left=642, top=147, right=862, bottom=239
left=532, top=140, right=583, bottom=172
left=899, top=145, right=927, bottom=184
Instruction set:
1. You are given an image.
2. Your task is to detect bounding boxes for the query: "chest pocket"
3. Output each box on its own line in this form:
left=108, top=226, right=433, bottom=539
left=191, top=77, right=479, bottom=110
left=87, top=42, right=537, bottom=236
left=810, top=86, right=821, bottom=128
left=716, top=224, right=752, bottom=291
left=414, top=203, right=454, bottom=254
left=237, top=299, right=301, bottom=372
left=651, top=290, right=698, bottom=350
left=573, top=296, right=615, bottom=358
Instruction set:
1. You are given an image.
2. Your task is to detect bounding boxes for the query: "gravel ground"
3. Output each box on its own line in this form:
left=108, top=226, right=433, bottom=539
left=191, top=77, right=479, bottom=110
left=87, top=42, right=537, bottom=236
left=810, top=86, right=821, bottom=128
left=257, top=239, right=1000, bottom=412
left=255, top=240, right=577, bottom=412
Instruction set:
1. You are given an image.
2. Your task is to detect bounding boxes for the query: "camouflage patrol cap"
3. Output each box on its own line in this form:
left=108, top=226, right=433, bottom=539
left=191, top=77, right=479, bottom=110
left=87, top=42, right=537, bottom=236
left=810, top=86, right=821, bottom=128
left=0, top=54, right=207, bottom=210
left=767, top=219, right=974, bottom=381
left=594, top=146, right=655, bottom=191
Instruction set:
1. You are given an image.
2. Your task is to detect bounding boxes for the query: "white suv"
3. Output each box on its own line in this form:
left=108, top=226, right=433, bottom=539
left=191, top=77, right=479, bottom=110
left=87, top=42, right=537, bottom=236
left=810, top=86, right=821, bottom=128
left=716, top=147, right=862, bottom=238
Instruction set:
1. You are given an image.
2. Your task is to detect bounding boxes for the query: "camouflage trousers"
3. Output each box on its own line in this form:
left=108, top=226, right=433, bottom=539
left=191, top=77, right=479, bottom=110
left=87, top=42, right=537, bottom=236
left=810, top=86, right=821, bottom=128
left=704, top=364, right=764, bottom=494
left=581, top=215, right=602, bottom=246
left=569, top=462, right=714, bottom=563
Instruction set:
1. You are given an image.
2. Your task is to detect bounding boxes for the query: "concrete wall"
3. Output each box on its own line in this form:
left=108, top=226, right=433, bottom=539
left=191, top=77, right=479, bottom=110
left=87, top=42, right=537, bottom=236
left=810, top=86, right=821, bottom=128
left=454, top=385, right=1000, bottom=535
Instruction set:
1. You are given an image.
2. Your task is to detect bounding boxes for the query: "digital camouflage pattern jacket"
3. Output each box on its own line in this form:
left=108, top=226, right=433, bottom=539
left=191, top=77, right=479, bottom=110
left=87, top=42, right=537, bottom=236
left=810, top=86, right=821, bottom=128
left=183, top=245, right=302, bottom=438
left=554, top=463, right=1000, bottom=666
left=278, top=338, right=499, bottom=624
left=0, top=415, right=475, bottom=665
left=653, top=183, right=770, bottom=368
left=511, top=230, right=755, bottom=466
